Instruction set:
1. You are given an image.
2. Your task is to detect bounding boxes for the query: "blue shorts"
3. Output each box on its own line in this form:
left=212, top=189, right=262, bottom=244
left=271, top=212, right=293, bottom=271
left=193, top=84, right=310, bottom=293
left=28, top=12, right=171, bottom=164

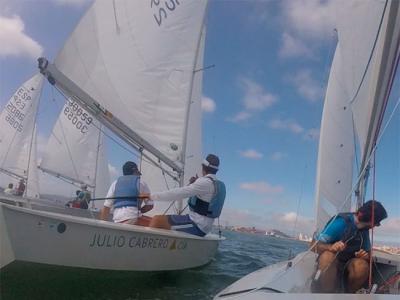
left=168, top=214, right=206, bottom=237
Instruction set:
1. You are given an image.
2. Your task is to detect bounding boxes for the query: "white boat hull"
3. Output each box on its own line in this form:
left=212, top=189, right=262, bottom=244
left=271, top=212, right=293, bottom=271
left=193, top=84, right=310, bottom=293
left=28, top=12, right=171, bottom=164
left=214, top=251, right=317, bottom=299
left=214, top=250, right=400, bottom=299
left=0, top=203, right=222, bottom=271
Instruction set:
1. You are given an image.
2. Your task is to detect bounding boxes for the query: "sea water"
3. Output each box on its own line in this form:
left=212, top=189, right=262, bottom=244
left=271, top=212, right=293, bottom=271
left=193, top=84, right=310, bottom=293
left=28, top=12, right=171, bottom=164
left=0, top=230, right=308, bottom=300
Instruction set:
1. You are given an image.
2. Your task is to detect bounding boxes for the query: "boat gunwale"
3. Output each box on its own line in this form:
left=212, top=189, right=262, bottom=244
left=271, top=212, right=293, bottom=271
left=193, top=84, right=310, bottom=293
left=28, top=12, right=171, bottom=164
left=0, top=202, right=224, bottom=241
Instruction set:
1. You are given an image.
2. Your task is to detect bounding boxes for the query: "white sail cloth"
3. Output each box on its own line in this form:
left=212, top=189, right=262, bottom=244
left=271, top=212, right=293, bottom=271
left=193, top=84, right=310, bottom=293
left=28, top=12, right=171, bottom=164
left=55, top=0, right=208, bottom=178
left=141, top=25, right=205, bottom=215
left=39, top=98, right=110, bottom=201
left=315, top=0, right=400, bottom=230
left=0, top=74, right=43, bottom=198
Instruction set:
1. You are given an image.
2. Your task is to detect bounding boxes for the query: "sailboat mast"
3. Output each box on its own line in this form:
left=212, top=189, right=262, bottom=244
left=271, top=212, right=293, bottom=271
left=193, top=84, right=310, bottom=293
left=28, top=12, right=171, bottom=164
left=25, top=83, right=43, bottom=199
left=92, top=124, right=102, bottom=207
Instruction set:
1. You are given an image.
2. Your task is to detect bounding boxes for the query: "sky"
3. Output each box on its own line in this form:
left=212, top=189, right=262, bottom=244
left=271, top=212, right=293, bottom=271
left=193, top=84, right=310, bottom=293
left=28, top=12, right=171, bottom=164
left=0, top=0, right=399, bottom=244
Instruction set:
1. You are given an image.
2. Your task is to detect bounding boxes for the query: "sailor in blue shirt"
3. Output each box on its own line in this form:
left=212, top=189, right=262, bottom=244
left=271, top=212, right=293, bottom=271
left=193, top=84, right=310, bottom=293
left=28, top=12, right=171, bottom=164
left=312, top=200, right=387, bottom=293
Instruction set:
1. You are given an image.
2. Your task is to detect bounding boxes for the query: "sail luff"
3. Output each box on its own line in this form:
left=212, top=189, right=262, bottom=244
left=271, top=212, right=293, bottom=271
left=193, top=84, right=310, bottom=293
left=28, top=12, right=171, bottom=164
left=180, top=5, right=209, bottom=185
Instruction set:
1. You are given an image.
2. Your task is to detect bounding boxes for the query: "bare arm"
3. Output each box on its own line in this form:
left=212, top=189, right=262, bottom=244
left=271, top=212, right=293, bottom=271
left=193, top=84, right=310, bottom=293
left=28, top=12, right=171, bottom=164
left=310, top=240, right=346, bottom=254
left=99, top=207, right=110, bottom=221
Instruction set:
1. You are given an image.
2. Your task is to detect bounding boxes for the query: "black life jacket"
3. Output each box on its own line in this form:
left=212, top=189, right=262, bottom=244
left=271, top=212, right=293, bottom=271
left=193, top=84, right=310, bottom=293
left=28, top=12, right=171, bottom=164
left=324, top=213, right=369, bottom=262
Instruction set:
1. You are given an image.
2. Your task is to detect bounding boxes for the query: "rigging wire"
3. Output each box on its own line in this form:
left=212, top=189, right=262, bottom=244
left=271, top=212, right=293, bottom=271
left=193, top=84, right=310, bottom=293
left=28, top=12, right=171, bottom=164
left=253, top=96, right=400, bottom=292
left=290, top=163, right=307, bottom=246
left=50, top=85, right=184, bottom=216
left=368, top=150, right=377, bottom=289
left=53, top=84, right=182, bottom=183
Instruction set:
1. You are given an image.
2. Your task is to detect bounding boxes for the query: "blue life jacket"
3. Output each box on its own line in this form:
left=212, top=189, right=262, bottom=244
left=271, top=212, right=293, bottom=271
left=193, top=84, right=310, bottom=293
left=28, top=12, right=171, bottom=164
left=113, top=175, right=140, bottom=209
left=188, top=177, right=226, bottom=218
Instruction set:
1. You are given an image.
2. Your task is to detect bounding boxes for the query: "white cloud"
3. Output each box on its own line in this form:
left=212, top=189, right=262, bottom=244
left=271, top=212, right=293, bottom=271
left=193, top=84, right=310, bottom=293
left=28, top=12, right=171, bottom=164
left=281, top=211, right=298, bottom=222
left=279, top=32, right=313, bottom=58
left=240, top=77, right=277, bottom=111
left=375, top=218, right=400, bottom=239
left=290, top=69, right=324, bottom=102
left=52, top=0, right=92, bottom=6
left=0, top=15, right=43, bottom=59
left=240, top=181, right=284, bottom=194
left=281, top=0, right=337, bottom=40
left=201, top=96, right=216, bottom=113
left=278, top=1, right=337, bottom=60
left=229, top=77, right=278, bottom=123
left=279, top=211, right=314, bottom=234
left=270, top=151, right=286, bottom=161
left=239, top=149, right=263, bottom=160
left=269, top=118, right=304, bottom=134
left=227, top=111, right=251, bottom=123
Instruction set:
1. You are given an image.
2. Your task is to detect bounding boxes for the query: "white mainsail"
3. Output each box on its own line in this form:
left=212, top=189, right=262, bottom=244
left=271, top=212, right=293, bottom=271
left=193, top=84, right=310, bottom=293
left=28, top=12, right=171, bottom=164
left=39, top=98, right=110, bottom=205
left=49, top=0, right=208, bottom=184
left=315, top=0, right=400, bottom=230
left=314, top=44, right=355, bottom=230
left=141, top=25, right=206, bottom=215
left=0, top=74, right=43, bottom=196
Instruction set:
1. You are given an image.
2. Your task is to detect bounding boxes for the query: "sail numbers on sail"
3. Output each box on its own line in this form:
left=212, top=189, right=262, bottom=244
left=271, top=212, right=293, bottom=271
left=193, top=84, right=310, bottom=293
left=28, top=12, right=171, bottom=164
left=4, top=87, right=33, bottom=132
left=151, top=0, right=181, bottom=27
left=63, top=99, right=94, bottom=134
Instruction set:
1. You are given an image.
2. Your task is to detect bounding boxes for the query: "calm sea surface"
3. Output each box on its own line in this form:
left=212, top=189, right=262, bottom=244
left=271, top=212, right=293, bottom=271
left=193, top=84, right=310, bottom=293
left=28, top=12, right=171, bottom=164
left=1, top=230, right=308, bottom=300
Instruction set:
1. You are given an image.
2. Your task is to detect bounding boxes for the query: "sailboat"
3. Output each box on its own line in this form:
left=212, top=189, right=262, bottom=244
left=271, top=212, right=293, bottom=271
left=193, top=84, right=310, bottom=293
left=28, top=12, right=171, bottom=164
left=0, top=74, right=110, bottom=211
left=0, top=74, right=43, bottom=200
left=0, top=0, right=223, bottom=271
left=214, top=0, right=400, bottom=298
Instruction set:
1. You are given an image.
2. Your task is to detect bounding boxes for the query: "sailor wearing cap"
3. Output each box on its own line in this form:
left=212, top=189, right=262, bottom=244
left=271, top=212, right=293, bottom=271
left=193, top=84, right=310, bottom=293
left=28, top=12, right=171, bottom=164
left=100, top=161, right=153, bottom=225
left=149, top=154, right=226, bottom=237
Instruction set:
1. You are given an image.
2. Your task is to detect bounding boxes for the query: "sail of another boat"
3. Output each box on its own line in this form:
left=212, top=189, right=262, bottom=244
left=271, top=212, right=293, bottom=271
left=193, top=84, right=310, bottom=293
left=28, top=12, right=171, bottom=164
left=0, top=74, right=43, bottom=199
left=39, top=98, right=110, bottom=208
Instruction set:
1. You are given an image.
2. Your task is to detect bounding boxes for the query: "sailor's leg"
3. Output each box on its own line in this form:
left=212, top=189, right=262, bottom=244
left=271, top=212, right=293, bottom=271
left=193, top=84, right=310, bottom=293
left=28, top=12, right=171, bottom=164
left=316, top=251, right=338, bottom=293
left=135, top=215, right=152, bottom=227
left=346, top=258, right=369, bottom=293
left=149, top=215, right=171, bottom=229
